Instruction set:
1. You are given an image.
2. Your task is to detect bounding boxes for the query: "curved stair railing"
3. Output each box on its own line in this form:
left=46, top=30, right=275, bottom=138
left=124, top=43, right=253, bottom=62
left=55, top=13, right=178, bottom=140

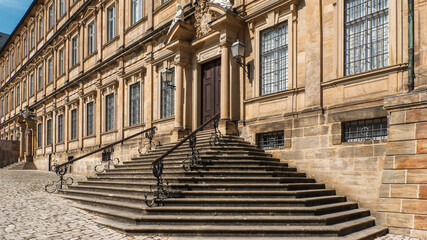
left=144, top=112, right=222, bottom=207
left=44, top=126, right=157, bottom=193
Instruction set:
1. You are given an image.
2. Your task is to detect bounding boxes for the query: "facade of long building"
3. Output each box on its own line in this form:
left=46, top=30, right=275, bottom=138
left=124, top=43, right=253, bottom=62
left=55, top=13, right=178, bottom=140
left=0, top=0, right=426, bottom=237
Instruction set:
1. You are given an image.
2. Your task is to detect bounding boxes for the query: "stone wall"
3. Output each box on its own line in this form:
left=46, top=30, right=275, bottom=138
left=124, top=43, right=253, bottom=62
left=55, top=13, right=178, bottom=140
left=240, top=105, right=388, bottom=216
left=0, top=140, right=20, bottom=168
left=378, top=90, right=427, bottom=239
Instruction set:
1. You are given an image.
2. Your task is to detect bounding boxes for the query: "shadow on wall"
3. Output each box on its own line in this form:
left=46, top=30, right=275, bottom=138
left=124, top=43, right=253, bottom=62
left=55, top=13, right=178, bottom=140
left=0, top=140, right=20, bottom=168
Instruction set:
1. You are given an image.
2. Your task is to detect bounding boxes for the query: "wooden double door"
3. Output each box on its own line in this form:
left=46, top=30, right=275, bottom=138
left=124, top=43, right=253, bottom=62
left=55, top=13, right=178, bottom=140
left=201, top=58, right=221, bottom=129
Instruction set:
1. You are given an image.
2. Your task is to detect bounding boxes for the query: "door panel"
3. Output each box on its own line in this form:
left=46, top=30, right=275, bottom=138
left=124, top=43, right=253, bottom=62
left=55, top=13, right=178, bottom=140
left=201, top=59, right=221, bottom=129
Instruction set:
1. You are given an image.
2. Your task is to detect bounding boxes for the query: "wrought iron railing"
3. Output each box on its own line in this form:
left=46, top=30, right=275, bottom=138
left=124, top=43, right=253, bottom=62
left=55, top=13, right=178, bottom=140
left=144, top=113, right=222, bottom=207
left=45, top=126, right=157, bottom=193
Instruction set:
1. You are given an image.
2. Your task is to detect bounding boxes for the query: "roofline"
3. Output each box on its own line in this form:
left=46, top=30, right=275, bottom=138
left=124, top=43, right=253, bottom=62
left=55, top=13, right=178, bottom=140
left=0, top=0, right=38, bottom=55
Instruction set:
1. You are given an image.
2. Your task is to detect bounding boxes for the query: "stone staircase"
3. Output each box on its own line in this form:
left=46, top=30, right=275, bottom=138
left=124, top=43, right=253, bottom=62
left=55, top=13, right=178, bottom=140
left=58, top=131, right=387, bottom=239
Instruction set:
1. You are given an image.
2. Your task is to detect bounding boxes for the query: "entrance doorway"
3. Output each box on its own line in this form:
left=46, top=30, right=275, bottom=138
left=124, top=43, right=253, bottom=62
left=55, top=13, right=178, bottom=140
left=201, top=59, right=221, bottom=129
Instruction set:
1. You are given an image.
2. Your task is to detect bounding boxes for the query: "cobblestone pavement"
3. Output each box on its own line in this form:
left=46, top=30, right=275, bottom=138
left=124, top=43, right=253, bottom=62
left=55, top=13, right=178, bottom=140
left=0, top=169, right=169, bottom=240
left=0, top=169, right=422, bottom=240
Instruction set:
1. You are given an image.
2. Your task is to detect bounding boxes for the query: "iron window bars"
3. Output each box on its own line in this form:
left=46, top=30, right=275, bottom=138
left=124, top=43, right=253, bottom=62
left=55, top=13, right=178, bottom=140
left=342, top=117, right=387, bottom=142
left=345, top=0, right=389, bottom=75
left=257, top=131, right=285, bottom=149
left=161, top=68, right=175, bottom=119
left=260, top=21, right=288, bottom=96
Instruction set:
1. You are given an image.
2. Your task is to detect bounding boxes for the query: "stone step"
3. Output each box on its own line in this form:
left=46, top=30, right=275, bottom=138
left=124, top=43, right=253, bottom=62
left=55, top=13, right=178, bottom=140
left=138, top=149, right=271, bottom=159
left=74, top=203, right=370, bottom=226
left=87, top=176, right=317, bottom=184
left=60, top=194, right=358, bottom=216
left=112, top=165, right=296, bottom=172
left=77, top=181, right=324, bottom=191
left=93, top=216, right=375, bottom=237
left=130, top=155, right=281, bottom=163
left=121, top=159, right=288, bottom=168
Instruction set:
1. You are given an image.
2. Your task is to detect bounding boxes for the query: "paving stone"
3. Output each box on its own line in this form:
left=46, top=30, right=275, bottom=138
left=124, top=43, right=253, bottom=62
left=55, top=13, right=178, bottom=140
left=0, top=169, right=168, bottom=240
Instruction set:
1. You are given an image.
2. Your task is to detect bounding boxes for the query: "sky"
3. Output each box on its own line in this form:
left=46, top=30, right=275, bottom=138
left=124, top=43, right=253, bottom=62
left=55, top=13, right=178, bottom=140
left=0, top=0, right=34, bottom=35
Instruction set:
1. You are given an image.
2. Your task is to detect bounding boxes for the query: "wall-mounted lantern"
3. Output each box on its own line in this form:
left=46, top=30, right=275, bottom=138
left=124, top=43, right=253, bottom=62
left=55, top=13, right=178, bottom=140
left=231, top=39, right=250, bottom=78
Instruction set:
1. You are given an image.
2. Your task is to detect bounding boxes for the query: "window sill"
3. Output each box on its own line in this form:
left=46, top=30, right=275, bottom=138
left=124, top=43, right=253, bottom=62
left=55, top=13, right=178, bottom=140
left=84, top=51, right=98, bottom=61
left=102, top=36, right=119, bottom=49
left=154, top=0, right=175, bottom=14
left=124, top=123, right=146, bottom=131
left=69, top=63, right=80, bottom=72
left=322, top=63, right=408, bottom=88
left=125, top=17, right=147, bottom=34
left=83, top=135, right=95, bottom=140
left=244, top=87, right=304, bottom=104
left=101, top=130, right=118, bottom=136
left=68, top=139, right=78, bottom=143
left=341, top=139, right=387, bottom=145
left=152, top=116, right=175, bottom=124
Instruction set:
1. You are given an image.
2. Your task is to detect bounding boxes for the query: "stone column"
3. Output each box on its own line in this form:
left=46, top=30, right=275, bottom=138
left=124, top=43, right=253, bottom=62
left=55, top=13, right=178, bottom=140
left=174, top=63, right=183, bottom=129
left=220, top=42, right=230, bottom=121
left=18, top=122, right=26, bottom=162
left=25, top=123, right=34, bottom=162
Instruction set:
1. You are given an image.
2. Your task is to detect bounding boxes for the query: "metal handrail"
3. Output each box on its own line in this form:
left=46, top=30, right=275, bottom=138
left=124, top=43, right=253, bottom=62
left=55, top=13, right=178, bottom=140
left=152, top=113, right=220, bottom=165
left=56, top=126, right=157, bottom=169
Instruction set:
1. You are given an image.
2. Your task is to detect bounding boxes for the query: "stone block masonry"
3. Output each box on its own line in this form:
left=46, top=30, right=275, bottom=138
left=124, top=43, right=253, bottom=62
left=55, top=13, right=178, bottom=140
left=0, top=140, right=19, bottom=168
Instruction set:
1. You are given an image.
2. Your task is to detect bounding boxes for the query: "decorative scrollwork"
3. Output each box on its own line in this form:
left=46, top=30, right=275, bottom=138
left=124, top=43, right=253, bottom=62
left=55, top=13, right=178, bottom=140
left=94, top=147, right=120, bottom=173
left=45, top=162, right=74, bottom=193
left=183, top=135, right=201, bottom=171
left=209, top=117, right=224, bottom=146
left=144, top=162, right=170, bottom=207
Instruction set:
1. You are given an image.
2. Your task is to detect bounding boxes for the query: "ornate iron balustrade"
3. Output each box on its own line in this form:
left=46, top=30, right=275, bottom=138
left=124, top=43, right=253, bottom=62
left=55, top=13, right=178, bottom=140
left=44, top=126, right=157, bottom=193
left=144, top=113, right=221, bottom=207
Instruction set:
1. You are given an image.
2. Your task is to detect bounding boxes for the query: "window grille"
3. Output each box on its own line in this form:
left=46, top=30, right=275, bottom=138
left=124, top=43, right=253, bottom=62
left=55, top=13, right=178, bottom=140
left=72, top=36, right=78, bottom=66
left=105, top=94, right=114, bottom=131
left=345, top=0, right=389, bottom=75
left=129, top=83, right=140, bottom=126
left=46, top=119, right=52, bottom=145
left=86, top=102, right=94, bottom=136
left=132, top=0, right=142, bottom=24
left=161, top=69, right=175, bottom=119
left=108, top=6, right=116, bottom=41
left=22, top=80, right=26, bottom=101
left=16, top=86, right=20, bottom=105
left=59, top=49, right=64, bottom=75
left=48, top=58, right=53, bottom=84
left=257, top=131, right=285, bottom=149
left=342, top=117, right=387, bottom=142
left=39, top=17, right=43, bottom=39
left=30, top=74, right=34, bottom=96
left=38, top=66, right=43, bottom=91
left=88, top=22, right=95, bottom=54
left=260, top=22, right=288, bottom=96
left=58, top=114, right=63, bottom=143
left=48, top=5, right=54, bottom=29
left=71, top=109, right=77, bottom=140
left=37, top=123, right=42, bottom=148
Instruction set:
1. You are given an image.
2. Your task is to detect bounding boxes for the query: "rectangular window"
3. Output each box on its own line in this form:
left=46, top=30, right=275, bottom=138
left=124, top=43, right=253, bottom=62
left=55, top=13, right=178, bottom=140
left=5, top=95, right=8, bottom=113
left=342, top=117, right=388, bottom=142
left=58, top=114, right=63, bottom=143
left=87, top=22, right=95, bottom=54
left=105, top=94, right=114, bottom=131
left=11, top=52, right=14, bottom=70
left=16, top=86, right=20, bottom=105
left=1, top=66, right=4, bottom=81
left=49, top=4, right=54, bottom=29
left=260, top=22, right=288, bottom=96
left=107, top=5, right=116, bottom=41
left=38, top=66, right=43, bottom=91
left=257, top=131, right=284, bottom=149
left=10, top=91, right=13, bottom=109
left=129, top=83, right=140, bottom=125
left=22, top=80, right=26, bottom=101
left=48, top=57, right=53, bottom=84
left=46, top=119, right=52, bottom=145
left=71, top=109, right=77, bottom=140
left=23, top=37, right=27, bottom=57
left=60, top=0, right=65, bottom=17
left=17, top=46, right=20, bottom=64
left=86, top=102, right=94, bottom=136
left=132, top=0, right=142, bottom=25
left=30, top=73, right=34, bottom=96
left=72, top=36, right=78, bottom=66
left=6, top=59, right=9, bottom=76
left=161, top=69, right=175, bottom=118
left=345, top=0, right=389, bottom=75
left=39, top=17, right=44, bottom=40
left=30, top=28, right=35, bottom=49
left=59, top=49, right=64, bottom=75
left=37, top=123, right=42, bottom=147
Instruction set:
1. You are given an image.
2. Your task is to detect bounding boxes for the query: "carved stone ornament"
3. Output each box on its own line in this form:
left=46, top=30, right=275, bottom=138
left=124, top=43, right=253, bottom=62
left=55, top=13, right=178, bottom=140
left=210, top=0, right=232, bottom=10
left=194, top=0, right=222, bottom=39
left=168, top=4, right=185, bottom=34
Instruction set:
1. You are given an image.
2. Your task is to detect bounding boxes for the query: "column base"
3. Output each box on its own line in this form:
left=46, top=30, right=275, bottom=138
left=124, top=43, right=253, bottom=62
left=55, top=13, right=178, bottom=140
left=219, top=119, right=238, bottom=136
left=170, top=127, right=187, bottom=142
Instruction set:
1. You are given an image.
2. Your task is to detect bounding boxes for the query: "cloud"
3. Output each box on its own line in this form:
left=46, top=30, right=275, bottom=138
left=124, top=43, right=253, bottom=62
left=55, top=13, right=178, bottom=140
left=0, top=0, right=31, bottom=11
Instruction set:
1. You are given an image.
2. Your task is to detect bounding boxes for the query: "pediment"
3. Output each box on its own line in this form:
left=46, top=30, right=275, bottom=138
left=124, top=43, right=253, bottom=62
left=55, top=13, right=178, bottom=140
left=194, top=0, right=225, bottom=39
left=164, top=20, right=195, bottom=45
